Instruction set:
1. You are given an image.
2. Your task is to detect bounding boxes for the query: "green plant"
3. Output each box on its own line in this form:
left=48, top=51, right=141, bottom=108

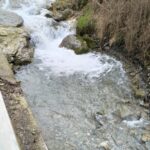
left=77, top=5, right=95, bottom=35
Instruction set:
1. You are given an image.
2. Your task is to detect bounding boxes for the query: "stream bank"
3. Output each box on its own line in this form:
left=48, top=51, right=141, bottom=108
left=0, top=2, right=46, bottom=150
left=0, top=53, right=47, bottom=149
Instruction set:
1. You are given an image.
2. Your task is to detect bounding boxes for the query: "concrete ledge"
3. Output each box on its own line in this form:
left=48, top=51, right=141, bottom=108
left=0, top=91, right=20, bottom=150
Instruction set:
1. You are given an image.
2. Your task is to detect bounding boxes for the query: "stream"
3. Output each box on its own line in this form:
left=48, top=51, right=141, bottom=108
left=1, top=0, right=150, bottom=149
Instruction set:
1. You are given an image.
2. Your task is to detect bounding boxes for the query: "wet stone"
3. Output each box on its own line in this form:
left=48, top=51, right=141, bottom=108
left=141, top=133, right=150, bottom=142
left=0, top=9, right=23, bottom=27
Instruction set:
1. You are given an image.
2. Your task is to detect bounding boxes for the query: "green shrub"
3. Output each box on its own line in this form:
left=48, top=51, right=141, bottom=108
left=76, top=5, right=95, bottom=36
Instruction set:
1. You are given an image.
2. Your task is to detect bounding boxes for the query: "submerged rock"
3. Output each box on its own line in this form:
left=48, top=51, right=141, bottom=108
left=0, top=9, right=23, bottom=27
left=0, top=26, right=34, bottom=65
left=60, top=34, right=89, bottom=54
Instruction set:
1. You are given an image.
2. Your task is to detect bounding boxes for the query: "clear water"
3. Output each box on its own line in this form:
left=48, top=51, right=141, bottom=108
left=2, top=0, right=149, bottom=149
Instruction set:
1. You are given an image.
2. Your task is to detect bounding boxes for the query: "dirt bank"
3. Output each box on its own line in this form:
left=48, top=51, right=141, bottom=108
left=0, top=79, right=47, bottom=150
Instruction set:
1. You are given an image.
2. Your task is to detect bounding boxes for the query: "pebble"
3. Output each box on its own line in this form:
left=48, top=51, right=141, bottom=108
left=100, top=141, right=110, bottom=150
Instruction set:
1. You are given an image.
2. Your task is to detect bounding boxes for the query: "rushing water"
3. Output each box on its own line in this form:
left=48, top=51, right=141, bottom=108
left=2, top=0, right=150, bottom=149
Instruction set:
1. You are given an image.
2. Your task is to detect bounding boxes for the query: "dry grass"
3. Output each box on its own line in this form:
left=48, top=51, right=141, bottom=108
left=92, top=0, right=150, bottom=66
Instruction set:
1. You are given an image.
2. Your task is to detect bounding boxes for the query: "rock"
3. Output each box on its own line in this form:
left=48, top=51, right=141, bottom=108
left=141, top=133, right=150, bottom=142
left=133, top=87, right=146, bottom=98
left=53, top=9, right=74, bottom=22
left=0, top=0, right=27, bottom=8
left=44, top=11, right=53, bottom=18
left=116, top=103, right=144, bottom=120
left=0, top=26, right=34, bottom=65
left=100, top=141, right=110, bottom=150
left=60, top=34, right=89, bottom=54
left=0, top=10, right=23, bottom=27
left=53, top=12, right=64, bottom=22
left=0, top=51, right=16, bottom=84
left=95, top=112, right=107, bottom=126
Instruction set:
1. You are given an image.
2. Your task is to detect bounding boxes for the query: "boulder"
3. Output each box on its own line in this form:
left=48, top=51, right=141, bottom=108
left=60, top=34, right=89, bottom=54
left=51, top=9, right=74, bottom=22
left=0, top=10, right=23, bottom=27
left=0, top=26, right=34, bottom=65
left=0, top=51, right=16, bottom=84
left=0, top=0, right=27, bottom=8
left=141, top=133, right=150, bottom=142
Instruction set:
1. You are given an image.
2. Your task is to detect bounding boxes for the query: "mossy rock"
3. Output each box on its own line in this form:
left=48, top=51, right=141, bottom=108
left=60, top=35, right=89, bottom=54
left=74, top=36, right=89, bottom=54
left=76, top=5, right=95, bottom=36
left=82, top=35, right=100, bottom=49
left=53, top=9, right=74, bottom=21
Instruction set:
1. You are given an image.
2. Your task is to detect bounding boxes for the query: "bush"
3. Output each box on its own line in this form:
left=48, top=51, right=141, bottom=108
left=76, top=5, right=95, bottom=36
left=92, top=0, right=150, bottom=67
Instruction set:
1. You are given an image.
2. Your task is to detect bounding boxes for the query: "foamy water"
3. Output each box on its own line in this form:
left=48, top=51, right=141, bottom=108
left=3, top=0, right=126, bottom=79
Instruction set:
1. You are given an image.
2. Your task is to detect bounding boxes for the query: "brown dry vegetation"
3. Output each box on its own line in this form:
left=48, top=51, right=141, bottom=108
left=91, top=0, right=150, bottom=68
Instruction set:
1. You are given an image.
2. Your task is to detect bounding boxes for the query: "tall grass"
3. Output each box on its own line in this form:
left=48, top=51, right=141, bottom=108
left=92, top=0, right=150, bottom=66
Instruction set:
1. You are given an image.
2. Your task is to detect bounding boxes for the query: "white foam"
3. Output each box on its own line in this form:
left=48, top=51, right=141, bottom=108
left=123, top=119, right=150, bottom=128
left=2, top=0, right=10, bottom=9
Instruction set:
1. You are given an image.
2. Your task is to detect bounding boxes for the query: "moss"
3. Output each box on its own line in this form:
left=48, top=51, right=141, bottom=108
left=76, top=5, right=95, bottom=36
left=74, top=36, right=89, bottom=54
left=82, top=35, right=99, bottom=49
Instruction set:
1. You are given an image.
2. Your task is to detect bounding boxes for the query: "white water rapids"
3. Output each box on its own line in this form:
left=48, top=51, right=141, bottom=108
left=3, top=0, right=125, bottom=78
left=1, top=0, right=150, bottom=150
